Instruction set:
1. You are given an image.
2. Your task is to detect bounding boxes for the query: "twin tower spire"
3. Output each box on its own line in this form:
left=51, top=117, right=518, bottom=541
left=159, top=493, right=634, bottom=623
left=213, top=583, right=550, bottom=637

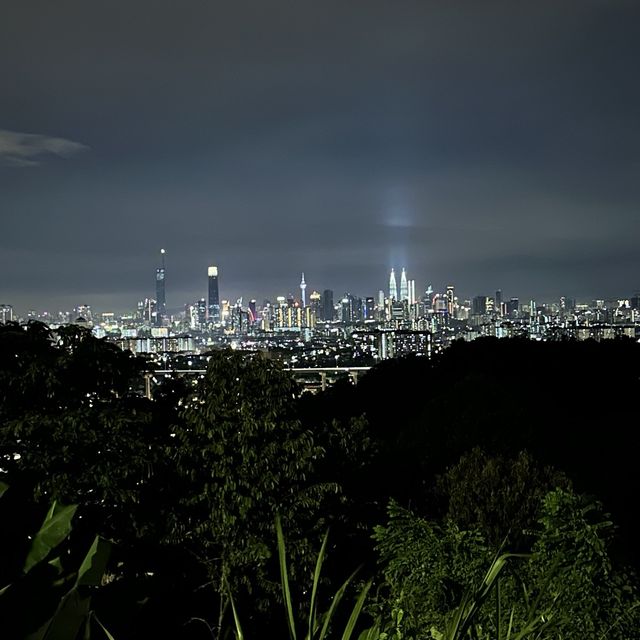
left=389, top=268, right=412, bottom=303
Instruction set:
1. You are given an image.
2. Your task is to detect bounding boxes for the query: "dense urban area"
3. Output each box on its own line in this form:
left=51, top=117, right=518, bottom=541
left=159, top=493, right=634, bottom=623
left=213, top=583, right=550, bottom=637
left=3, top=255, right=640, bottom=368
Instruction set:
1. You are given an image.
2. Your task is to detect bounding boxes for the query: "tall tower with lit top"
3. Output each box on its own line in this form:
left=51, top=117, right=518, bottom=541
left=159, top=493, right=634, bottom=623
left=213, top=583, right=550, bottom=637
left=300, top=273, right=307, bottom=307
left=155, top=248, right=166, bottom=326
left=208, top=265, right=220, bottom=324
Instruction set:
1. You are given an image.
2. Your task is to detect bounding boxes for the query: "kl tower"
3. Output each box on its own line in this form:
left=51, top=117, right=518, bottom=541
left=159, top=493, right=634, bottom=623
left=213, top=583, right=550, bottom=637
left=300, top=272, right=307, bottom=307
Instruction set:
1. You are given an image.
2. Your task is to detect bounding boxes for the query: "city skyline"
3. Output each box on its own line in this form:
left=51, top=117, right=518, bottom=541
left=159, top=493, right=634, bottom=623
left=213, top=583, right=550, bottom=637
left=3, top=254, right=640, bottom=319
left=1, top=1, right=640, bottom=311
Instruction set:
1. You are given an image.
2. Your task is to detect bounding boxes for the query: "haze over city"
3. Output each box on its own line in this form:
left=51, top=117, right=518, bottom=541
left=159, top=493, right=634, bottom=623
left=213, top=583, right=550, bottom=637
left=1, top=0, right=639, bottom=312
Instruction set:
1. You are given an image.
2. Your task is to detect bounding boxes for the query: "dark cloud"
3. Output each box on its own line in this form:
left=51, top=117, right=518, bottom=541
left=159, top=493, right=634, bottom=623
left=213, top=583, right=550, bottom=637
left=0, top=129, right=88, bottom=167
left=0, top=0, right=639, bottom=312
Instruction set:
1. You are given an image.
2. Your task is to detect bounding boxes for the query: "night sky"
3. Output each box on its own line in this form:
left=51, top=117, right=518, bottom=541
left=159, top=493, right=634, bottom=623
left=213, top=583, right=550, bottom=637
left=1, top=1, right=639, bottom=313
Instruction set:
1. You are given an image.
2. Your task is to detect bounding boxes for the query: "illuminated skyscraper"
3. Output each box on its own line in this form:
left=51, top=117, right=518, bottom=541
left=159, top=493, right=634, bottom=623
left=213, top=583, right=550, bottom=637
left=400, top=268, right=408, bottom=301
left=365, top=296, right=375, bottom=320
left=389, top=269, right=398, bottom=301
left=155, top=249, right=166, bottom=326
left=0, top=304, right=13, bottom=324
left=506, top=298, right=519, bottom=317
left=197, top=298, right=207, bottom=327
left=341, top=294, right=363, bottom=324
left=309, top=290, right=321, bottom=318
left=208, top=265, right=220, bottom=324
left=74, top=304, right=93, bottom=323
left=248, top=299, right=257, bottom=324
left=300, top=273, right=307, bottom=307
left=446, top=285, right=455, bottom=317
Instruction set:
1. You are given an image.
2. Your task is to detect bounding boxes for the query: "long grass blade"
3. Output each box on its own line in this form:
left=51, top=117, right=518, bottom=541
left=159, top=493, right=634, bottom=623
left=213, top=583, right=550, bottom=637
left=496, top=576, right=502, bottom=640
left=276, top=516, right=297, bottom=640
left=356, top=621, right=380, bottom=640
left=317, top=567, right=360, bottom=640
left=445, top=591, right=470, bottom=639
left=341, top=579, right=372, bottom=640
left=308, top=530, right=329, bottom=640
left=505, top=608, right=515, bottom=640
left=447, top=553, right=528, bottom=640
left=228, top=589, right=244, bottom=640
left=93, top=614, right=116, bottom=640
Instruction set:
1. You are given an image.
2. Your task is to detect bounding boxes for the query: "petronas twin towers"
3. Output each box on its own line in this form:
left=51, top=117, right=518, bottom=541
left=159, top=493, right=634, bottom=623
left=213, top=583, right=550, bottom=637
left=388, top=268, right=415, bottom=304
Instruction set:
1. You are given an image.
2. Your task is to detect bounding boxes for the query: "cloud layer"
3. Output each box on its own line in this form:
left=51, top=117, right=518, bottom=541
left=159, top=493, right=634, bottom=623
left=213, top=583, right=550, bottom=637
left=0, top=129, right=88, bottom=167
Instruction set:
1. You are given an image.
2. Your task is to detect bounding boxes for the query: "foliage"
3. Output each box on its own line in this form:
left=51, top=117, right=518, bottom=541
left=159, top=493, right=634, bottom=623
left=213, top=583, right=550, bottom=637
left=228, top=517, right=371, bottom=640
left=4, top=327, right=640, bottom=638
left=0, top=321, right=181, bottom=636
left=436, top=448, right=571, bottom=549
left=523, top=489, right=640, bottom=639
left=0, top=486, right=113, bottom=639
left=436, top=552, right=561, bottom=640
left=0, top=321, right=166, bottom=545
left=169, top=350, right=339, bottom=633
left=322, top=338, right=640, bottom=564
left=372, top=489, right=640, bottom=639
left=372, top=500, right=490, bottom=636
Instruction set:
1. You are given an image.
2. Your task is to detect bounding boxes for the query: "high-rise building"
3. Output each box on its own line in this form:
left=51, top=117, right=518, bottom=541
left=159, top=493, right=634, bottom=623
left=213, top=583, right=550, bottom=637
left=423, top=285, right=434, bottom=312
left=446, top=285, right=455, bottom=317
left=472, top=296, right=488, bottom=316
left=185, top=303, right=198, bottom=330
left=433, top=295, right=448, bottom=314
left=231, top=301, right=246, bottom=333
left=74, top=304, right=93, bottom=323
left=365, top=296, right=375, bottom=320
left=389, top=269, right=398, bottom=301
left=197, top=298, right=207, bottom=327
left=322, top=289, right=334, bottom=322
left=506, top=297, right=519, bottom=317
left=261, top=301, right=273, bottom=331
left=341, top=294, right=363, bottom=325
left=341, top=296, right=350, bottom=324
left=155, top=249, right=166, bottom=326
left=0, top=304, right=13, bottom=324
left=248, top=299, right=257, bottom=324
left=138, top=299, right=155, bottom=324
left=303, top=306, right=316, bottom=329
left=400, top=268, right=408, bottom=301
left=208, top=265, right=220, bottom=324
left=309, top=291, right=321, bottom=319
left=274, top=296, right=303, bottom=330
left=221, top=299, right=230, bottom=325
left=300, top=273, right=307, bottom=307
left=408, top=280, right=416, bottom=306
